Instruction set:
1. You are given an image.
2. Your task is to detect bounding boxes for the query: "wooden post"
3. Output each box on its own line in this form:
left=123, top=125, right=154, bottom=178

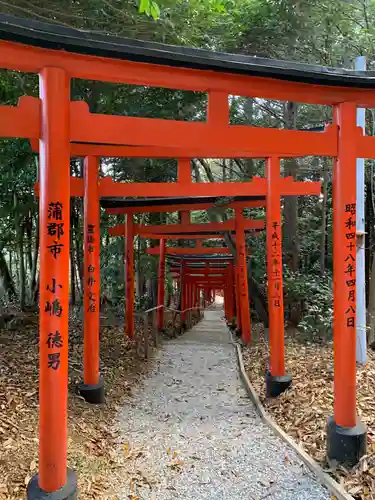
left=125, top=214, right=135, bottom=338
left=327, top=102, right=366, bottom=466
left=28, top=67, right=77, bottom=498
left=235, top=208, right=251, bottom=343
left=143, top=312, right=149, bottom=359
left=265, top=157, right=291, bottom=397
left=152, top=308, right=159, bottom=347
left=157, top=238, right=166, bottom=330
left=78, top=155, right=104, bottom=404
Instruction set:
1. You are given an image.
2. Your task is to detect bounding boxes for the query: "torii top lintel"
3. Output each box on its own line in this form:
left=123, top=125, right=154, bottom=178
left=1, top=14, right=375, bottom=159
left=101, top=196, right=266, bottom=214
left=29, top=139, right=303, bottom=160
left=1, top=13, right=375, bottom=106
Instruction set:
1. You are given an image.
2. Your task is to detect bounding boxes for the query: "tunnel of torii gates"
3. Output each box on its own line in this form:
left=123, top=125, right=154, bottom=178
left=0, top=12, right=374, bottom=499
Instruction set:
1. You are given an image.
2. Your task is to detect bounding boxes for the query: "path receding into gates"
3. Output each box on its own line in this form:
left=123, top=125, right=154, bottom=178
left=115, top=308, right=330, bottom=500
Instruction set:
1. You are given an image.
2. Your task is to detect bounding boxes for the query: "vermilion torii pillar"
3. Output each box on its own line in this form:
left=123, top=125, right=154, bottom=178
left=157, top=238, right=166, bottom=330
left=235, top=265, right=242, bottom=334
left=225, top=263, right=235, bottom=325
left=231, top=262, right=237, bottom=325
left=125, top=214, right=135, bottom=338
left=265, top=157, right=292, bottom=397
left=27, top=68, right=77, bottom=499
left=78, top=156, right=104, bottom=404
left=235, top=208, right=251, bottom=343
left=327, top=102, right=366, bottom=466
left=181, top=261, right=187, bottom=327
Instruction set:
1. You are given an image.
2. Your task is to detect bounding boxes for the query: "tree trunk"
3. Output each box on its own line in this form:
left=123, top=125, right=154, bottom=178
left=17, top=225, right=26, bottom=310
left=365, top=181, right=373, bottom=306
left=32, top=273, right=40, bottom=305
left=320, top=161, right=329, bottom=276
left=367, top=248, right=375, bottom=347
left=14, top=193, right=26, bottom=310
left=74, top=258, right=82, bottom=299
left=29, top=213, right=39, bottom=303
left=9, top=250, right=12, bottom=278
left=0, top=248, right=17, bottom=300
left=18, top=226, right=26, bottom=311
left=283, top=102, right=301, bottom=325
left=70, top=245, right=76, bottom=306
left=25, top=212, right=33, bottom=273
left=248, top=271, right=269, bottom=326
left=283, top=102, right=300, bottom=272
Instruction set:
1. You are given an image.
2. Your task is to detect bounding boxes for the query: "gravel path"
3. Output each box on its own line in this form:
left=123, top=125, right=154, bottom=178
left=115, top=309, right=330, bottom=500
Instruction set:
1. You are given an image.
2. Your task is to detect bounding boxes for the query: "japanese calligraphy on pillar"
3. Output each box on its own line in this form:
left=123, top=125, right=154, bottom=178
left=238, top=247, right=247, bottom=299
left=344, top=203, right=356, bottom=329
left=87, top=225, right=97, bottom=313
left=45, top=202, right=65, bottom=370
left=270, top=221, right=281, bottom=308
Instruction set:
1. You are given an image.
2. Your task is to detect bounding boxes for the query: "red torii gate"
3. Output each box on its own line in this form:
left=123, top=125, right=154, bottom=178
left=108, top=216, right=256, bottom=339
left=169, top=262, right=236, bottom=323
left=168, top=256, right=234, bottom=319
left=0, top=13, right=370, bottom=499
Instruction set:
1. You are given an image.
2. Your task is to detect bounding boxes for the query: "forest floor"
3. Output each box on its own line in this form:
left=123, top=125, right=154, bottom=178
left=243, top=325, right=375, bottom=500
left=0, top=308, right=183, bottom=500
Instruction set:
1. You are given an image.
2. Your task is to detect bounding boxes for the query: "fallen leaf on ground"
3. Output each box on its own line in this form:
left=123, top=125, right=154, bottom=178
left=243, top=324, right=375, bottom=500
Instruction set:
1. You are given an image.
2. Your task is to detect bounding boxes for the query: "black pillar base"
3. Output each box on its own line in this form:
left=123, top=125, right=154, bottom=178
left=27, top=468, right=77, bottom=500
left=78, top=375, right=104, bottom=404
left=266, top=371, right=292, bottom=398
left=327, top=416, right=367, bottom=467
left=235, top=328, right=242, bottom=338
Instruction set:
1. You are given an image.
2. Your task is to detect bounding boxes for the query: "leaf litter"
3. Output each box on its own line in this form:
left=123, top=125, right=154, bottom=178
left=243, top=324, right=375, bottom=500
left=0, top=310, right=173, bottom=500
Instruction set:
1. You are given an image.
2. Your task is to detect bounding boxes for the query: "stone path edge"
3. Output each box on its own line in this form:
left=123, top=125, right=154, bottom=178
left=233, top=339, right=354, bottom=500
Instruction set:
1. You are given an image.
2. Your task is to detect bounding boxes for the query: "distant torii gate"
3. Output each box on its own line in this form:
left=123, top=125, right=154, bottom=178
left=170, top=261, right=235, bottom=324
left=108, top=215, right=257, bottom=341
left=168, top=256, right=234, bottom=322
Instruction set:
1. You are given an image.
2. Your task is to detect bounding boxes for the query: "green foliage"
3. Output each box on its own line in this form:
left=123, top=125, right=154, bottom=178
left=135, top=293, right=154, bottom=311
left=283, top=269, right=333, bottom=338
left=138, top=0, right=161, bottom=20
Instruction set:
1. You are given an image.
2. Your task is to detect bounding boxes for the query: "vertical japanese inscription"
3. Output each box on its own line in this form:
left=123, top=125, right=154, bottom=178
left=45, top=202, right=65, bottom=370
left=238, top=246, right=247, bottom=300
left=270, top=221, right=282, bottom=308
left=87, top=225, right=97, bottom=313
left=344, top=203, right=356, bottom=329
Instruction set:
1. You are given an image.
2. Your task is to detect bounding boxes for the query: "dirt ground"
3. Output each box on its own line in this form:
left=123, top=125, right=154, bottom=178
left=243, top=325, right=375, bottom=500
left=0, top=309, right=185, bottom=500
